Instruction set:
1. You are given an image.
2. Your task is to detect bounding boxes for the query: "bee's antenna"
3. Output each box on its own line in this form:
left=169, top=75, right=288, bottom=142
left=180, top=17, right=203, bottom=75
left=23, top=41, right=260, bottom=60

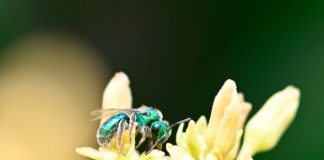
left=169, top=118, right=191, bottom=130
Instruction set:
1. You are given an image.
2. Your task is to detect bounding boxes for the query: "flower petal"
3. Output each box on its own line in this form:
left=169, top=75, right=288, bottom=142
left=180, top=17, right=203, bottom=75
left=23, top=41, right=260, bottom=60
left=125, top=150, right=140, bottom=160
left=101, top=72, right=132, bottom=123
left=214, top=89, right=240, bottom=158
left=166, top=143, right=195, bottom=160
left=205, top=80, right=237, bottom=148
left=141, top=150, right=167, bottom=160
left=76, top=147, right=118, bottom=159
left=206, top=148, right=223, bottom=160
left=238, top=93, right=252, bottom=129
left=184, top=121, right=202, bottom=159
left=206, top=154, right=219, bottom=160
left=224, top=129, right=243, bottom=160
left=176, top=123, right=187, bottom=149
left=175, top=119, right=209, bottom=159
left=196, top=116, right=208, bottom=135
left=238, top=86, right=300, bottom=158
left=102, top=72, right=132, bottom=109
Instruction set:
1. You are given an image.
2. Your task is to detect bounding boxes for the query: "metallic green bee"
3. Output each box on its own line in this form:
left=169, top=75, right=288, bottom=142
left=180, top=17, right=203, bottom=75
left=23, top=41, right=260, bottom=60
left=92, top=105, right=190, bottom=154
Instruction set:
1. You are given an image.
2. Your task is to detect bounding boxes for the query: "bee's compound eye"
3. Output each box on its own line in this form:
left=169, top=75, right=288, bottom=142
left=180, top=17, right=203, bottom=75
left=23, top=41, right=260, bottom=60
left=151, top=123, right=161, bottom=132
left=151, top=123, right=164, bottom=137
left=150, top=121, right=170, bottom=141
left=151, top=121, right=168, bottom=133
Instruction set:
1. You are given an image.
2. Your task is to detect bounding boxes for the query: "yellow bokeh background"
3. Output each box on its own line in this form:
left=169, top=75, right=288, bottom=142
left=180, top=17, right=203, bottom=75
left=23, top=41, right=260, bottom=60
left=0, top=33, right=108, bottom=160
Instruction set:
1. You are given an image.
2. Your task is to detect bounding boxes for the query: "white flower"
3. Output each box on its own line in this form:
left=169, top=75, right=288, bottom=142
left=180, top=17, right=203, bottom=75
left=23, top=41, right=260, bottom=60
left=167, top=80, right=300, bottom=160
left=75, top=73, right=300, bottom=160
left=237, top=86, right=300, bottom=159
left=76, top=72, right=168, bottom=160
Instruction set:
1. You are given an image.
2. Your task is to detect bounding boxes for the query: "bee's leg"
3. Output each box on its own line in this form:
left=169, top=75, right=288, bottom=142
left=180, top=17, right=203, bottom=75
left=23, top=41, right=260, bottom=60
left=145, top=135, right=165, bottom=154
left=128, top=113, right=136, bottom=141
left=145, top=139, right=163, bottom=154
left=136, top=126, right=149, bottom=148
left=145, top=139, right=154, bottom=154
left=116, top=119, right=127, bottom=154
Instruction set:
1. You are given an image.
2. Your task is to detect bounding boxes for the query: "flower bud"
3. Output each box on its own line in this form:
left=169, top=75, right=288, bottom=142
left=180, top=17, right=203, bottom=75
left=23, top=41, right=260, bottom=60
left=101, top=72, right=132, bottom=123
left=238, top=86, right=300, bottom=158
left=205, top=79, right=237, bottom=148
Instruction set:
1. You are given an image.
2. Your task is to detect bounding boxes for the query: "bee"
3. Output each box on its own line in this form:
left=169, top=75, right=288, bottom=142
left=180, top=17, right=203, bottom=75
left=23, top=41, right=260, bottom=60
left=91, top=105, right=190, bottom=154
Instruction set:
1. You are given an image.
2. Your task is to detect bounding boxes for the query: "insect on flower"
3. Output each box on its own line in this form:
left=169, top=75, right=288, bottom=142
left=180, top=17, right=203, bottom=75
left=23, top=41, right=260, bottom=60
left=91, top=105, right=191, bottom=155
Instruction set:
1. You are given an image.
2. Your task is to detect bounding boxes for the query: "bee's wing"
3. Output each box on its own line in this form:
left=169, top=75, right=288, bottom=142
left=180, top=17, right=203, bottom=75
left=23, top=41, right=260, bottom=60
left=91, top=108, right=147, bottom=121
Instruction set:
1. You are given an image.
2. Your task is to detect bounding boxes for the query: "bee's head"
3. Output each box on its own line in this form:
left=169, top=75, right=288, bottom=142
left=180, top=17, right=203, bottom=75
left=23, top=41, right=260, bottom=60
left=136, top=106, right=163, bottom=126
left=150, top=120, right=171, bottom=143
left=146, top=118, right=191, bottom=154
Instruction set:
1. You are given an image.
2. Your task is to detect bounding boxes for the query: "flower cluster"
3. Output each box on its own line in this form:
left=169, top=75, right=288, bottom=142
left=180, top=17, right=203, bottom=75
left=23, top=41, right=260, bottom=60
left=76, top=72, right=300, bottom=160
left=76, top=72, right=168, bottom=160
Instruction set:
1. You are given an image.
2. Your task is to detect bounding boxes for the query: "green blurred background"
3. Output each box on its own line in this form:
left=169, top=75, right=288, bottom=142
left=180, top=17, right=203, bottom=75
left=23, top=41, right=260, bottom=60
left=0, top=0, right=323, bottom=160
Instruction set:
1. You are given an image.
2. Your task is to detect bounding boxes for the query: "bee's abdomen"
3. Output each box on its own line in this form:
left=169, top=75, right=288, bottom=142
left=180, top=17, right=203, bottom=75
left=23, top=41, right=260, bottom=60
left=97, top=113, right=129, bottom=147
